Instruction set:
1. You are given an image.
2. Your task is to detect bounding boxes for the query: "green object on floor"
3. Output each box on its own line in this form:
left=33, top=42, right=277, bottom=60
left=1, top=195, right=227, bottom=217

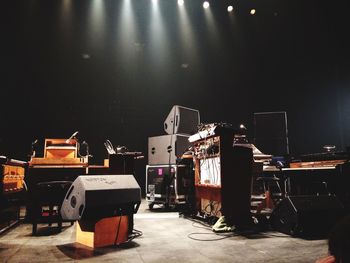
left=212, top=216, right=235, bottom=233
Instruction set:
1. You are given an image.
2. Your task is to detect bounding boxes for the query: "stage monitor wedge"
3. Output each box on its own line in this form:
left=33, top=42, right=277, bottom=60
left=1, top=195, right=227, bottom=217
left=164, top=105, right=200, bottom=136
left=61, top=175, right=141, bottom=221
left=270, top=195, right=345, bottom=237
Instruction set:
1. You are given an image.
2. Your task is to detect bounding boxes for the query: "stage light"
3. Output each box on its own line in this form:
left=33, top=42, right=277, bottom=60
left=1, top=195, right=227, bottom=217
left=149, top=0, right=169, bottom=70
left=227, top=6, right=233, bottom=12
left=152, top=0, right=157, bottom=3
left=178, top=0, right=184, bottom=6
left=250, top=9, right=256, bottom=15
left=177, top=0, right=198, bottom=67
left=239, top=124, right=246, bottom=130
left=87, top=0, right=106, bottom=47
left=116, top=0, right=138, bottom=70
left=203, top=1, right=209, bottom=9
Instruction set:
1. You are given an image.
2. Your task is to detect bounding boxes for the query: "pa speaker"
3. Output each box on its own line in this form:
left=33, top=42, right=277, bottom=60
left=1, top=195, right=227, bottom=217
left=164, top=105, right=200, bottom=135
left=61, top=175, right=141, bottom=221
left=270, top=195, right=345, bottom=237
left=148, top=134, right=190, bottom=165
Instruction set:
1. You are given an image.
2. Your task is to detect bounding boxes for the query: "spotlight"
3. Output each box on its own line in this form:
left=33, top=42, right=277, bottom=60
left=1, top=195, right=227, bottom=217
left=177, top=0, right=184, bottom=6
left=152, top=0, right=157, bottom=3
left=250, top=9, right=256, bottom=15
left=203, top=1, right=209, bottom=9
left=227, top=6, right=233, bottom=12
left=239, top=124, right=247, bottom=130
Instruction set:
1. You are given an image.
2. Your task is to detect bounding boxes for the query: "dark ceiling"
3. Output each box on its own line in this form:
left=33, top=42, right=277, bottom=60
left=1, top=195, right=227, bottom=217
left=1, top=0, right=350, bottom=162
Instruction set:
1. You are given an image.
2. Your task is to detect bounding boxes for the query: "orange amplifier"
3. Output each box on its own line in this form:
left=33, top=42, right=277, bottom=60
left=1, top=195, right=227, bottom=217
left=1, top=157, right=27, bottom=194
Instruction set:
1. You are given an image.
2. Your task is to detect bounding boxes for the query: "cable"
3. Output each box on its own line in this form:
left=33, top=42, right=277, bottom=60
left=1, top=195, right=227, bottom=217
left=132, top=228, right=143, bottom=234
left=185, top=213, right=217, bottom=227
left=22, top=180, right=28, bottom=192
left=165, top=128, right=177, bottom=208
left=261, top=233, right=291, bottom=238
left=128, top=229, right=143, bottom=242
left=212, top=157, right=219, bottom=185
left=192, top=222, right=212, bottom=230
left=187, top=232, right=237, bottom=241
left=204, top=202, right=212, bottom=214
left=213, top=157, right=220, bottom=185
left=211, top=201, right=221, bottom=218
left=114, top=210, right=123, bottom=246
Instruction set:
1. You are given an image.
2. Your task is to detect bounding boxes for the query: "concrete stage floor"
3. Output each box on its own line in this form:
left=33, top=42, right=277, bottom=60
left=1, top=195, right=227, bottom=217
left=0, top=199, right=328, bottom=263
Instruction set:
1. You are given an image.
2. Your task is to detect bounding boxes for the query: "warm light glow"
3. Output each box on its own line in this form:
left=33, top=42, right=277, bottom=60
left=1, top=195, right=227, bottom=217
left=250, top=9, right=256, bottom=15
left=203, top=1, right=209, bottom=9
left=177, top=0, right=184, bottom=6
left=58, top=0, right=73, bottom=33
left=227, top=6, right=233, bottom=12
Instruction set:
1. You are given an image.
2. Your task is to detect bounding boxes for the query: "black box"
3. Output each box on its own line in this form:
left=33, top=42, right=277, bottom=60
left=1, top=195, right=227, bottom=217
left=145, top=164, right=193, bottom=208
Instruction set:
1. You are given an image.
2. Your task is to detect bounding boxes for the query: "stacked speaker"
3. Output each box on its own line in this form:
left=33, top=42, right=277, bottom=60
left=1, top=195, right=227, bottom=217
left=148, top=105, right=200, bottom=166
left=146, top=105, right=200, bottom=208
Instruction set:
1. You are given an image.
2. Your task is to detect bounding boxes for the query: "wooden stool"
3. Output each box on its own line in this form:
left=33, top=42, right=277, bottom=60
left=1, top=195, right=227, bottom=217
left=76, top=215, right=129, bottom=248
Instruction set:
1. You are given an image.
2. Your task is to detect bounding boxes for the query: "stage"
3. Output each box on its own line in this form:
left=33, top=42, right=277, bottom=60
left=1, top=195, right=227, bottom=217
left=0, top=199, right=328, bottom=263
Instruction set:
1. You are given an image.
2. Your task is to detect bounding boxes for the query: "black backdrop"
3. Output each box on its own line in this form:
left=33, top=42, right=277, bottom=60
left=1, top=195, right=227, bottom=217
left=1, top=0, right=350, bottom=165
